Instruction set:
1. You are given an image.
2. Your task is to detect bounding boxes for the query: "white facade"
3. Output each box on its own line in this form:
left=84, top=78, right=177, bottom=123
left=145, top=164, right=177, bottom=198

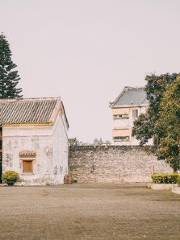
left=1, top=98, right=69, bottom=185
left=112, top=105, right=147, bottom=145
left=110, top=87, right=153, bottom=146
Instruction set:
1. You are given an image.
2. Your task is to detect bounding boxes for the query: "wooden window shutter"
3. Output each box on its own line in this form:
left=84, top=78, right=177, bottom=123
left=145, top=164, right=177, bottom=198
left=23, top=160, right=33, bottom=173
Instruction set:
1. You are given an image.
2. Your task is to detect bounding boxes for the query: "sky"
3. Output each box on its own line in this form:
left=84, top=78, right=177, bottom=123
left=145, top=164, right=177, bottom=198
left=0, top=0, right=180, bottom=143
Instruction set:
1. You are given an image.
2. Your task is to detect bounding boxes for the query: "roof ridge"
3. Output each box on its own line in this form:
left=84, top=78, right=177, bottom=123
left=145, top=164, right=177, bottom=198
left=0, top=97, right=61, bottom=103
left=21, top=97, right=61, bottom=100
left=124, top=86, right=145, bottom=90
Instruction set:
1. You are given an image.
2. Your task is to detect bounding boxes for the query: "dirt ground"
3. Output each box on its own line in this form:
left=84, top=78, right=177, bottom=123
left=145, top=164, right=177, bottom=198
left=0, top=184, right=179, bottom=240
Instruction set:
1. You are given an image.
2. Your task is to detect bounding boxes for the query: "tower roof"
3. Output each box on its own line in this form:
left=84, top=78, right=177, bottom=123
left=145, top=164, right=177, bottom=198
left=110, top=87, right=148, bottom=107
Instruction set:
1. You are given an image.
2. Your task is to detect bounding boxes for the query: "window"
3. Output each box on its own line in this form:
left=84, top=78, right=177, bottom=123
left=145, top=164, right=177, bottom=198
left=132, top=109, right=138, bottom=120
left=113, top=114, right=129, bottom=120
left=113, top=136, right=130, bottom=142
left=19, top=151, right=36, bottom=174
left=23, top=160, right=33, bottom=173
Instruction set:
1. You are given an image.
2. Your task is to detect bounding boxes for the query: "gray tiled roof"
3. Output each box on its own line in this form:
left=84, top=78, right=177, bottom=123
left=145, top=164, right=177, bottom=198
left=111, top=87, right=148, bottom=107
left=0, top=98, right=59, bottom=125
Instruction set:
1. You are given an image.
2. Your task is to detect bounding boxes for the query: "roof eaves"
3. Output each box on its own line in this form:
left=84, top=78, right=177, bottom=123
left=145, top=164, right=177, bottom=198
left=49, top=98, right=69, bottom=129
left=2, top=122, right=53, bottom=127
left=111, top=103, right=148, bottom=108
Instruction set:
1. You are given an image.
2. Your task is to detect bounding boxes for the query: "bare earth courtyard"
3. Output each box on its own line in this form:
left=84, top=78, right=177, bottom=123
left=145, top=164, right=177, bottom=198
left=0, top=184, right=180, bottom=240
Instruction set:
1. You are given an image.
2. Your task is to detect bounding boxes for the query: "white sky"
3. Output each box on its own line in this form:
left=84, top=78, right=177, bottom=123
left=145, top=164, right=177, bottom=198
left=0, top=0, right=180, bottom=143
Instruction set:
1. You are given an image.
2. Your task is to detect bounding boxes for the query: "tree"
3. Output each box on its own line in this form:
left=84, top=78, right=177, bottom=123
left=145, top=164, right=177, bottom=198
left=156, top=76, right=180, bottom=171
left=133, top=73, right=180, bottom=171
left=93, top=138, right=103, bottom=146
left=132, top=113, right=153, bottom=145
left=0, top=34, right=22, bottom=98
left=69, top=138, right=80, bottom=146
left=133, top=73, right=177, bottom=145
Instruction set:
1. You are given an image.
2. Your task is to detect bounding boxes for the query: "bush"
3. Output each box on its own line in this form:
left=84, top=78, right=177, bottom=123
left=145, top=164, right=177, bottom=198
left=177, top=176, right=180, bottom=186
left=151, top=173, right=180, bottom=184
left=2, top=171, right=19, bottom=186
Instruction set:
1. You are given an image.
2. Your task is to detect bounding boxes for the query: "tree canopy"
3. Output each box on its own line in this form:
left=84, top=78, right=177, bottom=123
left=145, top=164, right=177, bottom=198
left=0, top=34, right=22, bottom=98
left=156, top=76, right=180, bottom=171
left=133, top=73, right=177, bottom=145
left=133, top=73, right=180, bottom=171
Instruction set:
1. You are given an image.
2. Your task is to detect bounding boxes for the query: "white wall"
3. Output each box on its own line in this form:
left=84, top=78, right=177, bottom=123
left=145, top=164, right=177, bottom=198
left=113, top=105, right=152, bottom=145
left=52, top=114, right=69, bottom=184
left=2, top=113, right=68, bottom=185
left=113, top=119, right=130, bottom=129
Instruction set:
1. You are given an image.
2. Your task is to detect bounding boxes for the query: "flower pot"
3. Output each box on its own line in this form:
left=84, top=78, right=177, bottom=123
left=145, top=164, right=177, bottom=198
left=64, top=175, right=72, bottom=184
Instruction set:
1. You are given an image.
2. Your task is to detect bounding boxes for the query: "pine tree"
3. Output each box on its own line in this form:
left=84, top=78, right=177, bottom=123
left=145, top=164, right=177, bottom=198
left=0, top=34, right=22, bottom=98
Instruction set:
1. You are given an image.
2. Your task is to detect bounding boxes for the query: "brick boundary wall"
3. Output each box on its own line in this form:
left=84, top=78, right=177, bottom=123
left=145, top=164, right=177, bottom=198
left=69, top=145, right=172, bottom=183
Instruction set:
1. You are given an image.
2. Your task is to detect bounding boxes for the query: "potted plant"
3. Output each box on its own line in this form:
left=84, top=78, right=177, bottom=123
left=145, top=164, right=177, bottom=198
left=2, top=171, right=19, bottom=186
left=64, top=174, right=73, bottom=184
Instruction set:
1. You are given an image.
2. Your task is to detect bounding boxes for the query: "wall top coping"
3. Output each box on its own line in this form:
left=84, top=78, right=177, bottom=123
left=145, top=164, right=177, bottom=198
left=70, top=145, right=155, bottom=151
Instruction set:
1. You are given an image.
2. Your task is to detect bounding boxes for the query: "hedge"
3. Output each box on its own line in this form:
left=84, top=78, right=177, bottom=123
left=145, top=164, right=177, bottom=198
left=177, top=176, right=180, bottom=185
left=151, top=173, right=180, bottom=184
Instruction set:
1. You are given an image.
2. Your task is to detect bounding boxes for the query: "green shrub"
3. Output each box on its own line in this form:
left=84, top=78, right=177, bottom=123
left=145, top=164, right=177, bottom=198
left=72, top=177, right=78, bottom=183
left=151, top=173, right=180, bottom=184
left=2, top=171, right=19, bottom=186
left=177, top=176, right=180, bottom=186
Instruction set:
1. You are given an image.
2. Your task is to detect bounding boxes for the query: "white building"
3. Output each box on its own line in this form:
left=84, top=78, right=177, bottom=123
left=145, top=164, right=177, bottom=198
left=0, top=97, right=69, bottom=185
left=110, top=86, right=151, bottom=145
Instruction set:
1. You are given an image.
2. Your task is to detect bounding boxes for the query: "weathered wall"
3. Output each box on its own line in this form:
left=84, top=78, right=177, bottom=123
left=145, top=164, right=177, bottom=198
left=69, top=145, right=172, bottom=183
left=52, top=114, right=69, bottom=183
left=2, top=114, right=68, bottom=185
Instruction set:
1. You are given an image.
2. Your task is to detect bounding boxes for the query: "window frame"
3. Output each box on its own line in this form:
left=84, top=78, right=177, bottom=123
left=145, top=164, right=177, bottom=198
left=19, top=151, right=36, bottom=175
left=113, top=136, right=130, bottom=142
left=22, top=159, right=34, bottom=174
left=113, top=114, right=129, bottom=120
left=132, top=109, right=139, bottom=120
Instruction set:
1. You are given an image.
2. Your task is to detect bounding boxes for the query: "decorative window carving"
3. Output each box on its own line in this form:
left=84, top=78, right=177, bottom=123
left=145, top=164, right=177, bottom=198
left=19, top=151, right=36, bottom=158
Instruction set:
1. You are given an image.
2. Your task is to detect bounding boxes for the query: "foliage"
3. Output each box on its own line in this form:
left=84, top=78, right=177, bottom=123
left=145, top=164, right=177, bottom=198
left=2, top=170, right=19, bottom=185
left=132, top=113, right=153, bottom=145
left=133, top=73, right=180, bottom=171
left=151, top=173, right=180, bottom=184
left=93, top=138, right=111, bottom=146
left=69, top=138, right=111, bottom=147
left=177, top=176, right=180, bottom=186
left=0, top=34, right=22, bottom=98
left=133, top=73, right=177, bottom=145
left=93, top=138, right=103, bottom=145
left=156, top=76, right=180, bottom=171
left=69, top=138, right=80, bottom=146
left=145, top=73, right=177, bottom=122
